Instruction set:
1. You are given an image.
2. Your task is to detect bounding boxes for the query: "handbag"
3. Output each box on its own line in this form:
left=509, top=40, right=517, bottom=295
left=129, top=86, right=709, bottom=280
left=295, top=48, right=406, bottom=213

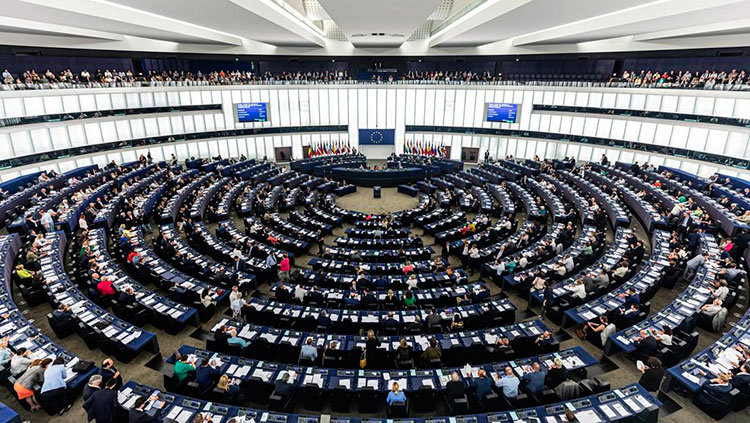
left=359, top=351, right=367, bottom=369
left=71, top=360, right=94, bottom=373
left=575, top=326, right=587, bottom=340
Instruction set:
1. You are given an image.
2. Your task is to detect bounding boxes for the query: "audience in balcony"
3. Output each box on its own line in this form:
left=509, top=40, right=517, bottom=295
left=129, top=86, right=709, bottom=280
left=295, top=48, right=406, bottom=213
left=4, top=65, right=750, bottom=88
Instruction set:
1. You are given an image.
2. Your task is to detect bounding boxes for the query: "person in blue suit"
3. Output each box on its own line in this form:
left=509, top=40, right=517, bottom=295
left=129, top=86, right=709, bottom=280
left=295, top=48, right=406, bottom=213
left=522, top=362, right=548, bottom=394
left=695, top=372, right=733, bottom=408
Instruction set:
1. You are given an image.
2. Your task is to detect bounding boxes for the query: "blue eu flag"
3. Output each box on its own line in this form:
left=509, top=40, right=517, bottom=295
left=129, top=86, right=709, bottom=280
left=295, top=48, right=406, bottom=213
left=359, top=129, right=395, bottom=145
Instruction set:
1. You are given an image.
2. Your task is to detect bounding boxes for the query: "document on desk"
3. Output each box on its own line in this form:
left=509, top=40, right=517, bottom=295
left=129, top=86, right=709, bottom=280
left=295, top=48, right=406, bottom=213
left=632, top=395, right=653, bottom=409
left=574, top=409, right=602, bottom=423
left=236, top=366, right=251, bottom=378
left=682, top=371, right=700, bottom=385
left=623, top=397, right=642, bottom=412
left=599, top=404, right=616, bottom=419
left=166, top=405, right=184, bottom=421
left=176, top=409, right=194, bottom=423
left=338, top=379, right=351, bottom=389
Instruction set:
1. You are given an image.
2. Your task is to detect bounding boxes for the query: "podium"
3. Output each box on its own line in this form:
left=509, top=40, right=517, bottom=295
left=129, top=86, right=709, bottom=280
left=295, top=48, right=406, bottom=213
left=373, top=186, right=381, bottom=198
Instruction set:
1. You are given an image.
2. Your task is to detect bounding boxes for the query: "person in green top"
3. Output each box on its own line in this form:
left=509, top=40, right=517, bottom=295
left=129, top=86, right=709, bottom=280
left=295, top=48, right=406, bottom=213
left=404, top=290, right=416, bottom=307
left=173, top=354, right=196, bottom=382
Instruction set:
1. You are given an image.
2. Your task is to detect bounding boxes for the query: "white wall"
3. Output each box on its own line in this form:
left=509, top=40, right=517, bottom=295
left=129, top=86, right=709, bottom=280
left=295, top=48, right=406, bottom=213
left=2, top=84, right=750, bottom=181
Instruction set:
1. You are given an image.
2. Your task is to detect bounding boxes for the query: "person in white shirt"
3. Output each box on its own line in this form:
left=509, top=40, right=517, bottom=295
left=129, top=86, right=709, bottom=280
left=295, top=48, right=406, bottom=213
left=653, top=325, right=673, bottom=347
left=294, top=285, right=307, bottom=302
left=229, top=285, right=241, bottom=303
left=532, top=275, right=546, bottom=291
left=553, top=262, right=566, bottom=277
left=710, top=280, right=729, bottom=302
left=570, top=279, right=587, bottom=300
left=230, top=292, right=244, bottom=321
left=40, top=210, right=56, bottom=232
left=563, top=255, right=575, bottom=272
left=78, top=216, right=88, bottom=231
left=490, top=260, right=505, bottom=276
left=613, top=261, right=629, bottom=278
left=701, top=299, right=723, bottom=316
left=407, top=275, right=418, bottom=290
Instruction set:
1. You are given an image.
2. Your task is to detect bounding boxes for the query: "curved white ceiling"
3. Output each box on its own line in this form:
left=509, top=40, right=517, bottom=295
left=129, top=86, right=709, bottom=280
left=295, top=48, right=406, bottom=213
left=2, top=0, right=750, bottom=56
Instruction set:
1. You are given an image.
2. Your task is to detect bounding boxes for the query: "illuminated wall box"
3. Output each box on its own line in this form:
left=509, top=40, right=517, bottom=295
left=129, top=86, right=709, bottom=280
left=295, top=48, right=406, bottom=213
left=233, top=102, right=270, bottom=123
left=485, top=103, right=520, bottom=123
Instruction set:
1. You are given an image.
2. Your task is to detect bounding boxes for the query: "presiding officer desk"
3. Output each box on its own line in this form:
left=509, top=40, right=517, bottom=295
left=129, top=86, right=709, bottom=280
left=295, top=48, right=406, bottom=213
left=0, top=234, right=97, bottom=392
left=327, top=167, right=435, bottom=188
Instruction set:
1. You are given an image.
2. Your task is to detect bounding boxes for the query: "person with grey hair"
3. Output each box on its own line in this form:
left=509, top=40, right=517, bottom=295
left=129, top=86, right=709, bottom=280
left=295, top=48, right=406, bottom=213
left=83, top=374, right=102, bottom=402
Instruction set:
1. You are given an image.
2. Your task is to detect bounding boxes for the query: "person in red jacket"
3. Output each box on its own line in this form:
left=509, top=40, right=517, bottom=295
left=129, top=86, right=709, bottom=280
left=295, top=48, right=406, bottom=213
left=97, top=277, right=115, bottom=297
left=279, top=254, right=291, bottom=281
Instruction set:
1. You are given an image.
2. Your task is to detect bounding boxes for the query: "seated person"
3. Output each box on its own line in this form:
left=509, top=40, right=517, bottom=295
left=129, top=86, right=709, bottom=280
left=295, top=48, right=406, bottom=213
left=730, top=363, right=750, bottom=391
left=582, top=315, right=615, bottom=347
left=420, top=338, right=442, bottom=366
left=701, top=299, right=724, bottom=317
left=638, top=357, right=666, bottom=392
left=522, top=362, right=548, bottom=394
left=227, top=330, right=250, bottom=349
left=545, top=358, right=568, bottom=390
left=445, top=371, right=465, bottom=399
left=494, top=366, right=520, bottom=399
left=386, top=381, right=406, bottom=406
left=633, top=330, right=658, bottom=362
left=118, top=287, right=136, bottom=307
left=173, top=354, right=196, bottom=382
left=215, top=374, right=241, bottom=404
left=395, top=338, right=413, bottom=366
left=695, top=372, right=733, bottom=407
left=534, top=330, right=554, bottom=349
left=195, top=358, right=219, bottom=391
left=321, top=341, right=343, bottom=366
left=652, top=326, right=673, bottom=347
left=96, top=275, right=116, bottom=298
left=128, top=395, right=166, bottom=422
left=316, top=310, right=333, bottom=330
left=299, top=338, right=318, bottom=363
left=51, top=304, right=74, bottom=325
left=272, top=372, right=297, bottom=403
left=469, top=369, right=493, bottom=403
left=709, top=280, right=730, bottom=302
left=450, top=314, right=464, bottom=332
left=383, top=311, right=399, bottom=330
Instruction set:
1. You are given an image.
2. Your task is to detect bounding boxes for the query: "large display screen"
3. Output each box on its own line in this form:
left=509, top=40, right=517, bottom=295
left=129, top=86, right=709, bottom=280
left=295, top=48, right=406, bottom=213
left=485, top=103, right=519, bottom=123
left=234, top=102, right=269, bottom=123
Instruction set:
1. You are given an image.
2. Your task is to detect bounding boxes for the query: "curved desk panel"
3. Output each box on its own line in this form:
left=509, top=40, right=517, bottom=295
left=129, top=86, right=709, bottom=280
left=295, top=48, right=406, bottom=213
left=328, top=167, right=429, bottom=187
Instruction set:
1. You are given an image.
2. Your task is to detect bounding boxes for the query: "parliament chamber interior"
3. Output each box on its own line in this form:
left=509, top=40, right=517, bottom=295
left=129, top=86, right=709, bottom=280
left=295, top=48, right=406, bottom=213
left=3, top=2, right=750, bottom=423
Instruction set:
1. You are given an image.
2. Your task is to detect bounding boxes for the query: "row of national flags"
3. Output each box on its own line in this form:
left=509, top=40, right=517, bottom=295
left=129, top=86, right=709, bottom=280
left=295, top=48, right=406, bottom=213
left=404, top=139, right=448, bottom=157
left=307, top=139, right=353, bottom=157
